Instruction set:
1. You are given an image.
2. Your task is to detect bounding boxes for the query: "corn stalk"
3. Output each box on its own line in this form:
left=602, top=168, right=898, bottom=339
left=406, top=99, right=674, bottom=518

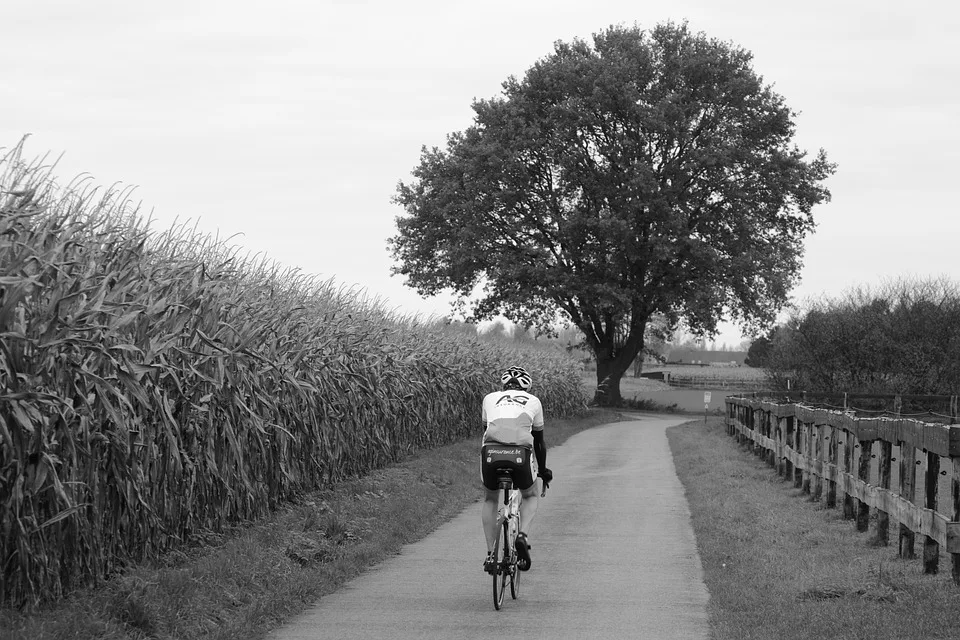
left=0, top=141, right=586, bottom=606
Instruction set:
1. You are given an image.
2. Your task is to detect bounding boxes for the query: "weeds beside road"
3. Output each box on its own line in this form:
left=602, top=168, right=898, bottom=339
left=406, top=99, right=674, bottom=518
left=669, top=418, right=960, bottom=640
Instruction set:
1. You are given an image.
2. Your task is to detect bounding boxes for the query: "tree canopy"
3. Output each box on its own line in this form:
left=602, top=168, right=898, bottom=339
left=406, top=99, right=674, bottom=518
left=744, top=334, right=774, bottom=368
left=390, top=22, right=835, bottom=404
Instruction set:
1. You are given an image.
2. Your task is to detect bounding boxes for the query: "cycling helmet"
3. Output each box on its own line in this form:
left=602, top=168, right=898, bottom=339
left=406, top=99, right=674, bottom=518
left=500, top=366, right=532, bottom=390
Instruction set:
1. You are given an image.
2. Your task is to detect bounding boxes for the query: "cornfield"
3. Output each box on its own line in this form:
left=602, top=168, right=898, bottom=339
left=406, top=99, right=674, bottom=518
left=0, top=141, right=587, bottom=606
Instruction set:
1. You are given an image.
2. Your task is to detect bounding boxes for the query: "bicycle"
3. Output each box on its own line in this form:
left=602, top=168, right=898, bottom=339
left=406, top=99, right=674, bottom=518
left=490, top=469, right=547, bottom=610
left=491, top=469, right=522, bottom=610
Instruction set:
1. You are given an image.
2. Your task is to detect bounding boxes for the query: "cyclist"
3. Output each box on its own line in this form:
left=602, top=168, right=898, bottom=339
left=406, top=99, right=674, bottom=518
left=480, top=366, right=553, bottom=574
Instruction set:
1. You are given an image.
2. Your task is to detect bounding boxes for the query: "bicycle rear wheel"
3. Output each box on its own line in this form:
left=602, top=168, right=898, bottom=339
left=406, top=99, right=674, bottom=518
left=493, top=518, right=508, bottom=610
left=509, top=537, right=520, bottom=600
left=506, top=490, right=521, bottom=599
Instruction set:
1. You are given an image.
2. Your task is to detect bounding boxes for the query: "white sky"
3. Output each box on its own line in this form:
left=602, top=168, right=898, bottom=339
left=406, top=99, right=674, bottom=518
left=3, top=0, right=958, bottom=348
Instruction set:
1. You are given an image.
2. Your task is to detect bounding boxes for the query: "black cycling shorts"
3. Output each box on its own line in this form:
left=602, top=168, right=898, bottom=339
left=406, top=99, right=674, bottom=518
left=480, top=443, right=537, bottom=491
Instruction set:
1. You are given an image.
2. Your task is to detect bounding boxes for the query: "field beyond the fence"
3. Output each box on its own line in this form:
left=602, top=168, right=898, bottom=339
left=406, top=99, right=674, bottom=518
left=644, top=364, right=768, bottom=390
left=580, top=365, right=769, bottom=412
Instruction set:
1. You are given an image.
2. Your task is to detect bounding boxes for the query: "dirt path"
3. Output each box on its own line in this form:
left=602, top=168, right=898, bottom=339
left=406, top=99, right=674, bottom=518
left=267, top=415, right=710, bottom=640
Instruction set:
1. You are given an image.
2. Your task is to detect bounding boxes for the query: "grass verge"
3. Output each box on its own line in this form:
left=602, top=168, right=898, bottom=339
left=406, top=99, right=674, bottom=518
left=668, top=418, right=960, bottom=640
left=1, top=409, right=622, bottom=640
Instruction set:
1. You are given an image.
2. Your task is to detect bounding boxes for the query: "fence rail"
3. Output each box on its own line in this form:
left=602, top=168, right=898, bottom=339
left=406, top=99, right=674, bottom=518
left=736, top=390, right=960, bottom=423
left=667, top=378, right=767, bottom=391
left=725, top=396, right=960, bottom=584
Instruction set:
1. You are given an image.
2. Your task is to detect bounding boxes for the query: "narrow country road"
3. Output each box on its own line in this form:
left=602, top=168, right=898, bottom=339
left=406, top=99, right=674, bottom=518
left=267, top=415, right=710, bottom=640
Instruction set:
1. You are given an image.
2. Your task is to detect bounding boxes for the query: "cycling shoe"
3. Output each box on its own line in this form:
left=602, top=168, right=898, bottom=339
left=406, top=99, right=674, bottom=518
left=516, top=532, right=531, bottom=571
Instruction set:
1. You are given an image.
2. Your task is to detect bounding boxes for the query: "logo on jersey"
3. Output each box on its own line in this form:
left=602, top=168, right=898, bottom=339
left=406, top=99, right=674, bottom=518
left=495, top=394, right=529, bottom=406
left=486, top=448, right=523, bottom=455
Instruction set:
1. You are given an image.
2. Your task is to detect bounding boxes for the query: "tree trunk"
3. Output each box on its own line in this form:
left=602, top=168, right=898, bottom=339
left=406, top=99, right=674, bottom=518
left=592, top=352, right=633, bottom=406
left=574, top=305, right=648, bottom=407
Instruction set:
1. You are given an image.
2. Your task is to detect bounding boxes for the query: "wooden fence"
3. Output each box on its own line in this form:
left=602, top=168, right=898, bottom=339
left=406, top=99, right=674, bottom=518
left=668, top=377, right=766, bottom=391
left=725, top=397, right=960, bottom=584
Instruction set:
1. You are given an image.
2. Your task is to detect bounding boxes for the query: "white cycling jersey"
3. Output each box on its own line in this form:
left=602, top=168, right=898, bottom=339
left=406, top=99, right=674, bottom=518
left=481, top=389, right=544, bottom=448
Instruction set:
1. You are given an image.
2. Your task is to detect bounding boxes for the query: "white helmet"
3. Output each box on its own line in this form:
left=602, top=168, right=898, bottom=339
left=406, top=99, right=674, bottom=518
left=500, top=366, right=532, bottom=390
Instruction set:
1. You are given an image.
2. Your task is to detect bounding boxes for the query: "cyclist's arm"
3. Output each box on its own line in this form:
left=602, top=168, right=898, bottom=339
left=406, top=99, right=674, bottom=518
left=532, top=428, right=547, bottom=470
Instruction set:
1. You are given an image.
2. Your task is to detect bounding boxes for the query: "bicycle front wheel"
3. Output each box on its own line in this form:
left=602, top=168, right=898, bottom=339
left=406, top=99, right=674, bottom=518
left=510, top=544, right=520, bottom=600
left=493, top=519, right=508, bottom=610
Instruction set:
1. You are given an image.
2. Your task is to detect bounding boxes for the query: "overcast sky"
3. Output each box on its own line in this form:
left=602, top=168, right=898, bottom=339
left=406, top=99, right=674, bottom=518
left=4, top=0, right=958, bottom=347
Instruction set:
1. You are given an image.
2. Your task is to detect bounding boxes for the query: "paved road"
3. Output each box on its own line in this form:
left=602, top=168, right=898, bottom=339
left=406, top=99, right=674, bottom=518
left=267, top=415, right=710, bottom=640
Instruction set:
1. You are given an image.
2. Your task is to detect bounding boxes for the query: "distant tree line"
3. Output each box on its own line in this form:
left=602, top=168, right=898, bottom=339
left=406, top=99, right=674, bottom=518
left=756, top=277, right=960, bottom=395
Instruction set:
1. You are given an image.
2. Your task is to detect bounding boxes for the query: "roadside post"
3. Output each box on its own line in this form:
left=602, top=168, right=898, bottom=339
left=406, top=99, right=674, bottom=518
left=704, top=391, right=712, bottom=423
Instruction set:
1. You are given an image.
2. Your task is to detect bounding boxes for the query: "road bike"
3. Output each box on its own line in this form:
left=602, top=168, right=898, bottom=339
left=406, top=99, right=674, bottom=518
left=491, top=469, right=523, bottom=610
left=490, top=469, right=547, bottom=610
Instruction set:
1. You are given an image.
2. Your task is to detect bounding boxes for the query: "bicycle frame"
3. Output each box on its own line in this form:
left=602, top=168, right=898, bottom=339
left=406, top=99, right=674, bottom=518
left=500, top=483, right=522, bottom=546
left=492, top=474, right=522, bottom=609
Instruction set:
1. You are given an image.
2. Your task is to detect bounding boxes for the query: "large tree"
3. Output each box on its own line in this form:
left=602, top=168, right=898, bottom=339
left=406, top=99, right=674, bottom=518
left=390, top=22, right=835, bottom=405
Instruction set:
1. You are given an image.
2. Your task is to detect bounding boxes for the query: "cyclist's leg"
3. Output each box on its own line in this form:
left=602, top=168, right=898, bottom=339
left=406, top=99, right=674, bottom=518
left=518, top=480, right=541, bottom=534
left=479, top=446, right=501, bottom=555
left=482, top=487, right=501, bottom=553
left=518, top=448, right=541, bottom=535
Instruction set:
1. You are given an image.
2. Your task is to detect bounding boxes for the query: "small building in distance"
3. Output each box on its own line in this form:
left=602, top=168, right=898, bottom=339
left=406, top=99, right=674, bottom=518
left=664, top=348, right=747, bottom=367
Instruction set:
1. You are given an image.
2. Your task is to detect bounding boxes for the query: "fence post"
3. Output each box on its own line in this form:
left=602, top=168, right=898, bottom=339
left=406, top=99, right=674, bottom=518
left=773, top=412, right=780, bottom=470
left=755, top=409, right=764, bottom=459
left=752, top=408, right=760, bottom=452
left=953, top=454, right=960, bottom=584
left=766, top=410, right=773, bottom=465
left=794, top=417, right=804, bottom=489
left=772, top=412, right=781, bottom=471
left=899, top=441, right=917, bottom=559
left=826, top=423, right=838, bottom=509
left=785, top=415, right=795, bottom=482
left=813, top=423, right=824, bottom=502
left=924, top=451, right=940, bottom=574
left=841, top=428, right=852, bottom=514
left=842, top=430, right=855, bottom=519
left=874, top=440, right=893, bottom=545
left=754, top=408, right=763, bottom=457
left=802, top=421, right=812, bottom=494
left=856, top=436, right=872, bottom=532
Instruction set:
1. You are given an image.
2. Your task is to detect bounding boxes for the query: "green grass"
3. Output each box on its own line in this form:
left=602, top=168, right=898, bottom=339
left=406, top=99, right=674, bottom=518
left=0, top=409, right=622, bottom=640
left=668, top=418, right=960, bottom=640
